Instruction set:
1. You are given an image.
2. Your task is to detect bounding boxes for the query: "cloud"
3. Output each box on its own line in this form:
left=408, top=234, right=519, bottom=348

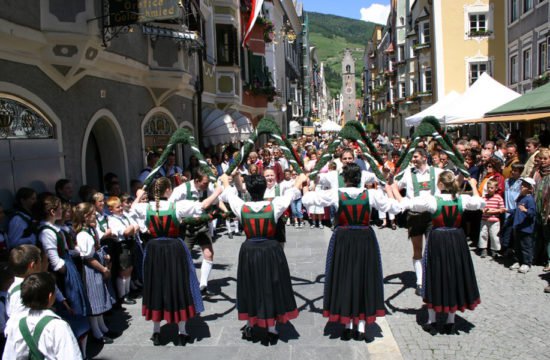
left=360, top=3, right=391, bottom=25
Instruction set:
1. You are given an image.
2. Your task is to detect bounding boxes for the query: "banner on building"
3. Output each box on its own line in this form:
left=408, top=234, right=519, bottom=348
left=107, top=0, right=182, bottom=27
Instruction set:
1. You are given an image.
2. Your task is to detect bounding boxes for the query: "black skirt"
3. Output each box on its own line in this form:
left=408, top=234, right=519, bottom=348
left=423, top=227, right=480, bottom=313
left=323, top=226, right=385, bottom=325
left=237, top=238, right=298, bottom=327
left=142, top=237, right=204, bottom=323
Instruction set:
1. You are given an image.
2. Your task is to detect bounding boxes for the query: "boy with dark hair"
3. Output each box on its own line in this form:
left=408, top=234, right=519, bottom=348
left=3, top=272, right=82, bottom=359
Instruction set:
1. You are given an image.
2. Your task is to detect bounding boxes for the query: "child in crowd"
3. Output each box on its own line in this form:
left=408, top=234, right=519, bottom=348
left=121, top=193, right=146, bottom=289
left=287, top=170, right=304, bottom=228
left=74, top=202, right=116, bottom=344
left=509, top=177, right=537, bottom=273
left=501, top=163, right=524, bottom=255
left=6, top=245, right=44, bottom=318
left=0, top=261, right=14, bottom=354
left=478, top=179, right=505, bottom=258
left=107, top=196, right=139, bottom=305
left=222, top=176, right=241, bottom=238
left=3, top=272, right=83, bottom=359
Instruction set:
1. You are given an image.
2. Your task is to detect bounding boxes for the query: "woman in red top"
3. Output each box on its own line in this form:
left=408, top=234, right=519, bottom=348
left=478, top=157, right=505, bottom=197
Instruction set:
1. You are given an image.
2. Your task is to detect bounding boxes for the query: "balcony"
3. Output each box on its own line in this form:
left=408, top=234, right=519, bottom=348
left=466, top=29, right=493, bottom=38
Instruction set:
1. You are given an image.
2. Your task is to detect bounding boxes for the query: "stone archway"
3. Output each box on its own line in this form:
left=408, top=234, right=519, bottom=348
left=82, top=111, right=128, bottom=192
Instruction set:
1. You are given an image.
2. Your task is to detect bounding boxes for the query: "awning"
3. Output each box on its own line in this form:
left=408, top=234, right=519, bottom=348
left=405, top=91, right=461, bottom=127
left=320, top=120, right=342, bottom=132
left=455, top=112, right=550, bottom=124
left=227, top=110, right=253, bottom=141
left=202, top=107, right=239, bottom=147
left=289, top=120, right=301, bottom=135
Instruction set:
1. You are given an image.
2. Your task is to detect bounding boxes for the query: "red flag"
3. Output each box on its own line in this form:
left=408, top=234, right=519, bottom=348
left=242, top=0, right=265, bottom=47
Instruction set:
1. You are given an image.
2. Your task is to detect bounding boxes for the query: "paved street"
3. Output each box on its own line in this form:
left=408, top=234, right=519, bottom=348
left=91, top=224, right=550, bottom=360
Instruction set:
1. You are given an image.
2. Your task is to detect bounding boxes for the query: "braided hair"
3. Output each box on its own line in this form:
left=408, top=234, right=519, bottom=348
left=438, top=171, right=460, bottom=199
left=154, top=177, right=172, bottom=214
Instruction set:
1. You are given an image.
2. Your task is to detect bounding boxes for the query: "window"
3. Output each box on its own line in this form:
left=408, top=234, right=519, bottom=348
left=423, top=68, right=432, bottom=92
left=510, top=0, right=518, bottom=22
left=410, top=78, right=417, bottom=94
left=469, top=62, right=488, bottom=84
left=420, top=21, right=430, bottom=44
left=510, top=55, right=518, bottom=84
left=399, top=81, right=406, bottom=98
left=216, top=24, right=238, bottom=66
left=523, top=48, right=531, bottom=80
left=398, top=45, right=405, bottom=61
left=469, top=13, right=487, bottom=34
left=523, top=0, right=533, bottom=13
left=346, top=65, right=351, bottom=73
left=539, top=41, right=547, bottom=75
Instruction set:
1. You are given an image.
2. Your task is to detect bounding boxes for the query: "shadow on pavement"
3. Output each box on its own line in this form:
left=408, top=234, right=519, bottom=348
left=87, top=308, right=131, bottom=357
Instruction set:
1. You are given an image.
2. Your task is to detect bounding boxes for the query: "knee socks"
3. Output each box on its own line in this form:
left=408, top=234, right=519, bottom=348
left=79, top=335, right=87, bottom=358
left=357, top=320, right=366, bottom=333
left=225, top=219, right=233, bottom=234
left=345, top=321, right=353, bottom=330
left=89, top=316, right=104, bottom=339
left=200, top=259, right=213, bottom=288
left=117, top=276, right=131, bottom=298
left=268, top=324, right=278, bottom=334
left=153, top=321, right=161, bottom=334
left=124, top=275, right=131, bottom=296
left=427, top=308, right=436, bottom=324
left=413, top=259, right=423, bottom=287
left=446, top=312, right=456, bottom=324
left=178, top=321, right=187, bottom=335
left=97, top=315, right=109, bottom=333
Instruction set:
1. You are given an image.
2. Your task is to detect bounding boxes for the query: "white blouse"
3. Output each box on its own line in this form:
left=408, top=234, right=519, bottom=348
left=399, top=193, right=486, bottom=213
left=302, top=187, right=402, bottom=215
left=130, top=200, right=205, bottom=222
left=39, top=222, right=65, bottom=272
left=76, top=230, right=97, bottom=259
left=220, top=187, right=301, bottom=222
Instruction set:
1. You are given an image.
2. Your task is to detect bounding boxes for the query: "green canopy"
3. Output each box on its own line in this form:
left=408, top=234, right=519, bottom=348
left=486, top=82, right=550, bottom=115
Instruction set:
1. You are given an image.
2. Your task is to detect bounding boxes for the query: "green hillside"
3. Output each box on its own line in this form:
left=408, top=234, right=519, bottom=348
left=307, top=12, right=377, bottom=98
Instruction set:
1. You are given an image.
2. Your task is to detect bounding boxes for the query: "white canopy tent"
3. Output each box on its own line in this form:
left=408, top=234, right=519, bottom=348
left=227, top=110, right=253, bottom=141
left=201, top=107, right=239, bottom=147
left=444, top=73, right=521, bottom=124
left=405, top=91, right=461, bottom=127
left=289, top=120, right=301, bottom=135
left=320, top=120, right=342, bottom=132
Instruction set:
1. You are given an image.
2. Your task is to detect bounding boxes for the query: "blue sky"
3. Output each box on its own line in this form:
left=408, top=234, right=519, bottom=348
left=301, top=0, right=391, bottom=24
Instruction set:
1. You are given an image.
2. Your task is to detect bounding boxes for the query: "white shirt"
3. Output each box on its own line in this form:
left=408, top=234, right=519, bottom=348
left=39, top=222, right=65, bottom=272
left=76, top=230, right=98, bottom=259
left=95, top=212, right=110, bottom=239
left=125, top=210, right=147, bottom=233
left=220, top=187, right=301, bottom=222
left=318, top=170, right=377, bottom=190
left=3, top=309, right=82, bottom=360
left=169, top=181, right=218, bottom=204
left=400, top=193, right=486, bottom=213
left=130, top=200, right=205, bottom=222
left=276, top=157, right=289, bottom=171
left=108, top=214, right=132, bottom=242
left=6, top=277, right=26, bottom=318
left=397, top=166, right=444, bottom=199
left=302, top=187, right=402, bottom=215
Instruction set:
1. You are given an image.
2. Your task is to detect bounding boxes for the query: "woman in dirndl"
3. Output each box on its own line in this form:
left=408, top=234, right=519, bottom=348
left=302, top=163, right=401, bottom=341
left=390, top=171, right=484, bottom=335
left=73, top=202, right=116, bottom=344
left=219, top=173, right=306, bottom=344
left=36, top=195, right=91, bottom=355
left=130, top=177, right=222, bottom=346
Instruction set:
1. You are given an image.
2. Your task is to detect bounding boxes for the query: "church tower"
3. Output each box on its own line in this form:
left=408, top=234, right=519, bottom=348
left=341, top=49, right=357, bottom=124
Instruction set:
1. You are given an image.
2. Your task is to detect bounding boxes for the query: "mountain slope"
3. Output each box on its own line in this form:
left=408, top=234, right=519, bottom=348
left=307, top=12, right=377, bottom=98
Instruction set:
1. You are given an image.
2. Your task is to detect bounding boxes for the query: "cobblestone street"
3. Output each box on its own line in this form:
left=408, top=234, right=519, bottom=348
left=92, top=224, right=550, bottom=360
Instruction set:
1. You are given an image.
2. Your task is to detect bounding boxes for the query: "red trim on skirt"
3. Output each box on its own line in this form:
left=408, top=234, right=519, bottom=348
left=425, top=298, right=481, bottom=313
left=238, top=308, right=299, bottom=328
left=323, top=309, right=386, bottom=325
left=142, top=304, right=197, bottom=323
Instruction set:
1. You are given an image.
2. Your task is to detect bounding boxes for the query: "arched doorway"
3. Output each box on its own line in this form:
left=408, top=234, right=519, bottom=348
left=82, top=112, right=128, bottom=192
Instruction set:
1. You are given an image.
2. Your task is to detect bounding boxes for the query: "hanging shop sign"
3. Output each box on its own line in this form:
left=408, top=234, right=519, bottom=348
left=108, top=0, right=182, bottom=27
left=302, top=126, right=315, bottom=135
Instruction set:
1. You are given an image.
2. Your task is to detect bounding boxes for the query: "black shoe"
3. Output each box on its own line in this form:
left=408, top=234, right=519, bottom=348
left=421, top=323, right=438, bottom=336
left=341, top=328, right=353, bottom=341
left=95, top=336, right=114, bottom=344
left=241, top=325, right=253, bottom=340
left=354, top=331, right=372, bottom=342
left=267, top=331, right=279, bottom=345
left=415, top=285, right=423, bottom=297
left=200, top=286, right=214, bottom=298
left=443, top=323, right=457, bottom=335
left=121, top=296, right=136, bottom=305
left=228, top=232, right=233, bottom=239
left=480, top=249, right=488, bottom=258
left=177, top=334, right=190, bottom=346
left=151, top=332, right=161, bottom=346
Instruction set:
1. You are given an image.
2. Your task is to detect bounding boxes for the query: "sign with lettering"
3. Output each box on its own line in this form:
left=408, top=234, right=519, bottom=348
left=302, top=126, right=315, bottom=135
left=108, top=0, right=182, bottom=27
